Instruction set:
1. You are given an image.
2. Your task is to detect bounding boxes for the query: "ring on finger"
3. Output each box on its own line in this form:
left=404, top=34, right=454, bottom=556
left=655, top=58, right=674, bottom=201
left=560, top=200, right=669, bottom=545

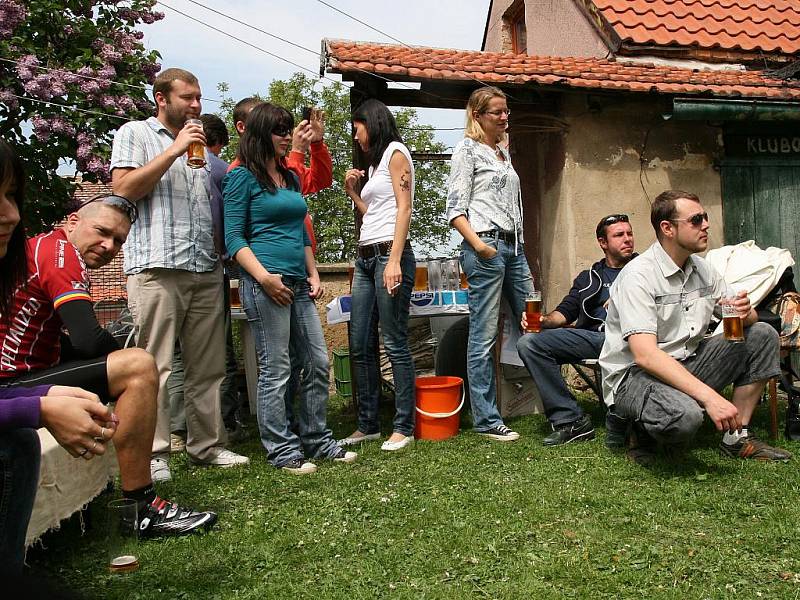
left=100, top=426, right=106, bottom=440
left=79, top=447, right=89, bottom=457
left=91, top=440, right=98, bottom=452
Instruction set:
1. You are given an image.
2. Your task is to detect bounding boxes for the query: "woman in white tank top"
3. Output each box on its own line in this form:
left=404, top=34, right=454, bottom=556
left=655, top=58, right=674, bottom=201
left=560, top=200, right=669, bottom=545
left=341, top=100, right=417, bottom=452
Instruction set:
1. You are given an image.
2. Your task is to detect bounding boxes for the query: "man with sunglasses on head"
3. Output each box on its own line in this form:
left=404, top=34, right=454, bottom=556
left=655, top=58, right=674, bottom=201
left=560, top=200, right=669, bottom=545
left=517, top=214, right=636, bottom=446
left=0, top=194, right=219, bottom=536
left=600, top=190, right=791, bottom=464
left=111, top=68, right=249, bottom=483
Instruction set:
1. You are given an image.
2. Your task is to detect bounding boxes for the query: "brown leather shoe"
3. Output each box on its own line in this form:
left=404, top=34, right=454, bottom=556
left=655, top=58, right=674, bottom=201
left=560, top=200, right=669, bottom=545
left=720, top=434, right=792, bottom=462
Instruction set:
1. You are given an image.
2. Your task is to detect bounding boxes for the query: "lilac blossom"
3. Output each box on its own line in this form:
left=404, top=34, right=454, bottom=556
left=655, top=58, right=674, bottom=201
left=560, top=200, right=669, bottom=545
left=0, top=0, right=27, bottom=39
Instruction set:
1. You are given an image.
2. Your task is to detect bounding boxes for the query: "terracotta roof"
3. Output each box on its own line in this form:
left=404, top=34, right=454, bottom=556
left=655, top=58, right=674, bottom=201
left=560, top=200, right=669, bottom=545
left=325, top=40, right=800, bottom=100
left=592, top=0, right=800, bottom=55
left=71, top=180, right=127, bottom=304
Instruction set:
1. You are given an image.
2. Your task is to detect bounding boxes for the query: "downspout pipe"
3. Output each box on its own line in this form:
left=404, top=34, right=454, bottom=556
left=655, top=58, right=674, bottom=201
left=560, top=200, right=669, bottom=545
left=667, top=98, right=800, bottom=121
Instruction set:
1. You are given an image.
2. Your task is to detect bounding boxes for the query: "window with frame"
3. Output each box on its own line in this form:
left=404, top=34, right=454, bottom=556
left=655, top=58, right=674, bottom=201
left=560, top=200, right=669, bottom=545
left=510, top=3, right=527, bottom=54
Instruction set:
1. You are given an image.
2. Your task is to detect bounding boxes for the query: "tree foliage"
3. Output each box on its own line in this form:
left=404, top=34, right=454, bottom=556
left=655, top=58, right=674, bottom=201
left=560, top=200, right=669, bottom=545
left=217, top=73, right=451, bottom=263
left=0, top=0, right=163, bottom=232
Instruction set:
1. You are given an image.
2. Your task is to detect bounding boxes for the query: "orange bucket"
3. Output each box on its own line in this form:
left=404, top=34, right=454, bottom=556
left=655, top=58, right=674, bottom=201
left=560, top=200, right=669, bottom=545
left=414, top=376, right=464, bottom=441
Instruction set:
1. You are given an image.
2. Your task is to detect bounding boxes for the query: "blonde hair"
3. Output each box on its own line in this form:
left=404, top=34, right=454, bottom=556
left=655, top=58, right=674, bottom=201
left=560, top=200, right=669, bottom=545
left=464, top=86, right=507, bottom=143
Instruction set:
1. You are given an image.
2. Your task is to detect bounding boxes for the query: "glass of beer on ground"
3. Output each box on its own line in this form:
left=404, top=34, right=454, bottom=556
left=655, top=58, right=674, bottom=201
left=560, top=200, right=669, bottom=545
left=525, top=290, right=542, bottom=333
left=107, top=498, right=139, bottom=573
left=722, top=289, right=745, bottom=342
left=185, top=118, right=206, bottom=169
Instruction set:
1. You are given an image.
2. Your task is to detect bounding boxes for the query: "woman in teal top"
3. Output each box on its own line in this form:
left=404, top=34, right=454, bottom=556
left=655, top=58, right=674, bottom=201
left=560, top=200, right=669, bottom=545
left=224, top=103, right=355, bottom=474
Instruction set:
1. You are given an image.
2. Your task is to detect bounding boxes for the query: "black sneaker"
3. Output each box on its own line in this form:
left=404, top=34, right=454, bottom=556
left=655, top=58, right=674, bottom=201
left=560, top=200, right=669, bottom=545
left=604, top=410, right=629, bottom=449
left=477, top=424, right=520, bottom=442
left=138, top=496, right=218, bottom=538
left=720, top=433, right=792, bottom=462
left=543, top=414, right=595, bottom=446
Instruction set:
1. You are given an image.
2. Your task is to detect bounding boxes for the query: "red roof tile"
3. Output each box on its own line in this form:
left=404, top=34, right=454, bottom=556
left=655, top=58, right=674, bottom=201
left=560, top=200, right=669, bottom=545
left=325, top=40, right=800, bottom=101
left=592, top=0, right=800, bottom=55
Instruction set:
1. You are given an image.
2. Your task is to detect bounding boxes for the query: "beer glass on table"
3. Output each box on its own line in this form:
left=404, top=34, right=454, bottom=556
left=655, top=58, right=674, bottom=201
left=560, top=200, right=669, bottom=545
left=414, top=262, right=429, bottom=291
left=185, top=118, right=206, bottom=169
left=721, top=288, right=745, bottom=342
left=524, top=290, right=543, bottom=333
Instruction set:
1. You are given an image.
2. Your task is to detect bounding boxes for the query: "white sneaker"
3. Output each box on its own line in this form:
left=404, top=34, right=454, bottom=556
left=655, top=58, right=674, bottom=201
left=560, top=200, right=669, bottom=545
left=339, top=432, right=381, bottom=446
left=331, top=448, right=358, bottom=463
left=150, top=457, right=172, bottom=482
left=190, top=448, right=250, bottom=468
left=281, top=458, right=317, bottom=475
left=477, top=424, right=520, bottom=442
left=381, top=435, right=414, bottom=451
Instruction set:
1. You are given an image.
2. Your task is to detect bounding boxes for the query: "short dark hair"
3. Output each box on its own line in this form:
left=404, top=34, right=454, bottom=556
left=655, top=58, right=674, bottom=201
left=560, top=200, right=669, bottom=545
left=651, top=190, right=700, bottom=238
left=232, top=97, right=263, bottom=135
left=0, top=139, right=27, bottom=320
left=200, top=114, right=229, bottom=148
left=151, top=67, right=198, bottom=102
left=596, top=214, right=629, bottom=240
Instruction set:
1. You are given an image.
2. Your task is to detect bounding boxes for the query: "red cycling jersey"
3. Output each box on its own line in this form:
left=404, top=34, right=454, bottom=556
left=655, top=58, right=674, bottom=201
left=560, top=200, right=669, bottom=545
left=0, top=229, right=92, bottom=376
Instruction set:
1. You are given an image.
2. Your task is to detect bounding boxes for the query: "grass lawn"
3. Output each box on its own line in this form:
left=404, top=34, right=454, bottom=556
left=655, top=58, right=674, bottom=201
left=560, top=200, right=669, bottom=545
left=27, top=394, right=800, bottom=599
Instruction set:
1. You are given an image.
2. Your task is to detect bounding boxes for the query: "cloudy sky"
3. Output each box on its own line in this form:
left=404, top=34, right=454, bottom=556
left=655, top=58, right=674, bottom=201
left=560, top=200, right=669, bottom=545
left=141, top=0, right=490, bottom=146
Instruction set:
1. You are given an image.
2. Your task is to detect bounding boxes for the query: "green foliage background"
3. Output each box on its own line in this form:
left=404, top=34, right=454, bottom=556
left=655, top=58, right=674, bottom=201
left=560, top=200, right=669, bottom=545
left=216, top=74, right=452, bottom=263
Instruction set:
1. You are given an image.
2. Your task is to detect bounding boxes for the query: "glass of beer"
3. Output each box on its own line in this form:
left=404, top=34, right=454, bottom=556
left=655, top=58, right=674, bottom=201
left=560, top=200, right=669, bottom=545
left=722, top=291, right=745, bottom=342
left=414, top=262, right=428, bottom=291
left=229, top=279, right=241, bottom=309
left=107, top=499, right=139, bottom=574
left=524, top=290, right=542, bottom=333
left=185, top=118, right=206, bottom=169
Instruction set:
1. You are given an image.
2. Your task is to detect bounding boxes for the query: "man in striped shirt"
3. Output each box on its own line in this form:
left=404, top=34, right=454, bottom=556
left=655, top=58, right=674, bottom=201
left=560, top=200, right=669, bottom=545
left=111, top=68, right=248, bottom=482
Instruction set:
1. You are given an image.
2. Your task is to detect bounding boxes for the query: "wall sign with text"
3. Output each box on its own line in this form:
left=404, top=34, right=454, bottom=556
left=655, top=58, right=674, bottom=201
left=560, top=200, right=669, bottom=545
left=725, top=133, right=800, bottom=157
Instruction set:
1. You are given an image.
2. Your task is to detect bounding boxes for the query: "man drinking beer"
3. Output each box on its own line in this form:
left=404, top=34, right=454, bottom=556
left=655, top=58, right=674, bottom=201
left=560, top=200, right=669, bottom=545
left=516, top=214, right=636, bottom=446
left=599, top=190, right=791, bottom=464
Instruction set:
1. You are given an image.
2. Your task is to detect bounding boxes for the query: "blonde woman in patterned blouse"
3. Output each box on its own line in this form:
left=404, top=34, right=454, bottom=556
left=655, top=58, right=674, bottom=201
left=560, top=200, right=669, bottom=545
left=445, top=86, right=535, bottom=442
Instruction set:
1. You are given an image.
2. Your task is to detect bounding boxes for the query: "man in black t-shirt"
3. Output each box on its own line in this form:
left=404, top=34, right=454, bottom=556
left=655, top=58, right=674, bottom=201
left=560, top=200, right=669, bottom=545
left=517, top=215, right=636, bottom=446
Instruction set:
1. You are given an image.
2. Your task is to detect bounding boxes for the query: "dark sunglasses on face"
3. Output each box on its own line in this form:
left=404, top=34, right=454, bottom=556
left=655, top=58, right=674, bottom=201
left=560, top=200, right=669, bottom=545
left=670, top=211, right=709, bottom=227
left=80, top=194, right=138, bottom=224
left=272, top=125, right=292, bottom=137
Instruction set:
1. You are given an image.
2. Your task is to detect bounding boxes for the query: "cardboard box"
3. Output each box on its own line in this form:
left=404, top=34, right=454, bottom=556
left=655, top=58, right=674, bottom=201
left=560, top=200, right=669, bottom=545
left=498, top=376, right=543, bottom=419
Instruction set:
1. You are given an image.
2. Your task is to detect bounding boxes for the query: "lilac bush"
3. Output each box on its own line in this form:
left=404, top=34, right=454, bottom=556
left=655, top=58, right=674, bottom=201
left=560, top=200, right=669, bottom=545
left=0, top=0, right=164, bottom=231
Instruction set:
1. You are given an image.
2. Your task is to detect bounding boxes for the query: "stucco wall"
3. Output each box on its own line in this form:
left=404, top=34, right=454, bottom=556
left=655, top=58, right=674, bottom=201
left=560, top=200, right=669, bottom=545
left=528, top=94, right=724, bottom=308
left=484, top=0, right=608, bottom=57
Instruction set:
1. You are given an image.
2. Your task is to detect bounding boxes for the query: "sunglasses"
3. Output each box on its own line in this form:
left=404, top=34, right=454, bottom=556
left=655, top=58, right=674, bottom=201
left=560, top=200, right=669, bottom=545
left=670, top=212, right=708, bottom=227
left=79, top=194, right=138, bottom=224
left=483, top=109, right=511, bottom=117
left=601, top=214, right=629, bottom=226
left=272, top=125, right=292, bottom=137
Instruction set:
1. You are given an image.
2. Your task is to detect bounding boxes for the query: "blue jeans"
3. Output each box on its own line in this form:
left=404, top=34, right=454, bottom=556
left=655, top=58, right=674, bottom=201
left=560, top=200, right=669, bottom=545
left=241, top=273, right=340, bottom=467
left=460, top=237, right=534, bottom=431
left=0, top=429, right=40, bottom=575
left=350, top=246, right=416, bottom=436
left=516, top=328, right=605, bottom=426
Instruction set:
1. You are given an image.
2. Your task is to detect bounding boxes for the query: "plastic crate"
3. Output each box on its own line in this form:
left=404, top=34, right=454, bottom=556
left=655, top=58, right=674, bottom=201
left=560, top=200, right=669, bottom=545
left=333, top=347, right=352, bottom=398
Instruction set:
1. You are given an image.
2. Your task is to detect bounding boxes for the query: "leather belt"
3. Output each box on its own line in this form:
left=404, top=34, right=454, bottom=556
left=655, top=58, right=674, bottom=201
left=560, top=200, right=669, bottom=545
left=476, top=229, right=517, bottom=244
left=357, top=239, right=410, bottom=259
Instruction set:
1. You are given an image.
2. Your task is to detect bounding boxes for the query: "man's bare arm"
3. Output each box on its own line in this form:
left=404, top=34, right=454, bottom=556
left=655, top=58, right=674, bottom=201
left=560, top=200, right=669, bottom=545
left=112, top=122, right=205, bottom=202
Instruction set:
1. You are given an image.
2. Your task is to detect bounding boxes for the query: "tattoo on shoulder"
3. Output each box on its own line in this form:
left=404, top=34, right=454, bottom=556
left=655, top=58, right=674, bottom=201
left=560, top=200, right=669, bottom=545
left=399, top=170, right=411, bottom=192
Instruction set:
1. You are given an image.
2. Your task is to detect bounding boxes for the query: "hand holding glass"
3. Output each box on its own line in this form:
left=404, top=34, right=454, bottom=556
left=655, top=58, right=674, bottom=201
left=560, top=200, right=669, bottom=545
left=524, top=291, right=542, bottom=333
left=721, top=288, right=746, bottom=342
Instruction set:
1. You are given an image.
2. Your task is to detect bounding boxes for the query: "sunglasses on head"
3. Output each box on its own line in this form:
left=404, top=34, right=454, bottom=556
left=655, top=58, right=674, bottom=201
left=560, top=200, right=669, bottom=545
left=670, top=211, right=708, bottom=227
left=602, top=214, right=629, bottom=226
left=79, top=194, right=138, bottom=224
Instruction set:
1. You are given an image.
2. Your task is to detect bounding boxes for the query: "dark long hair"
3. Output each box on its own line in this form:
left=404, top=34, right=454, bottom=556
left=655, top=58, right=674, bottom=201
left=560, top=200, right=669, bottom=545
left=0, top=139, right=26, bottom=320
left=238, top=103, right=298, bottom=194
left=352, top=99, right=403, bottom=169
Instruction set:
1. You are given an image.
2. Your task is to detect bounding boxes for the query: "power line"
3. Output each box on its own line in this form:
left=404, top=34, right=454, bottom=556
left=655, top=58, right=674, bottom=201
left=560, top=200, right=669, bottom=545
left=167, top=0, right=441, bottom=101
left=157, top=1, right=353, bottom=93
left=5, top=92, right=129, bottom=121
left=0, top=56, right=226, bottom=105
left=314, top=0, right=516, bottom=100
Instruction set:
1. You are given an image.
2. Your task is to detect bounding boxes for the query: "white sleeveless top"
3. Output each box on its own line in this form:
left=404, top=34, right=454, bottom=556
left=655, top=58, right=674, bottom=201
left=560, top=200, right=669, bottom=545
left=359, top=141, right=415, bottom=245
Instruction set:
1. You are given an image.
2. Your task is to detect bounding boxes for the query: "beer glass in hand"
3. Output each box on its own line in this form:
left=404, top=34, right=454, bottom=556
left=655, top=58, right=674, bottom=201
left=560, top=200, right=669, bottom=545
left=185, top=118, right=206, bottom=169
left=524, top=291, right=542, bottom=333
left=721, top=288, right=745, bottom=343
